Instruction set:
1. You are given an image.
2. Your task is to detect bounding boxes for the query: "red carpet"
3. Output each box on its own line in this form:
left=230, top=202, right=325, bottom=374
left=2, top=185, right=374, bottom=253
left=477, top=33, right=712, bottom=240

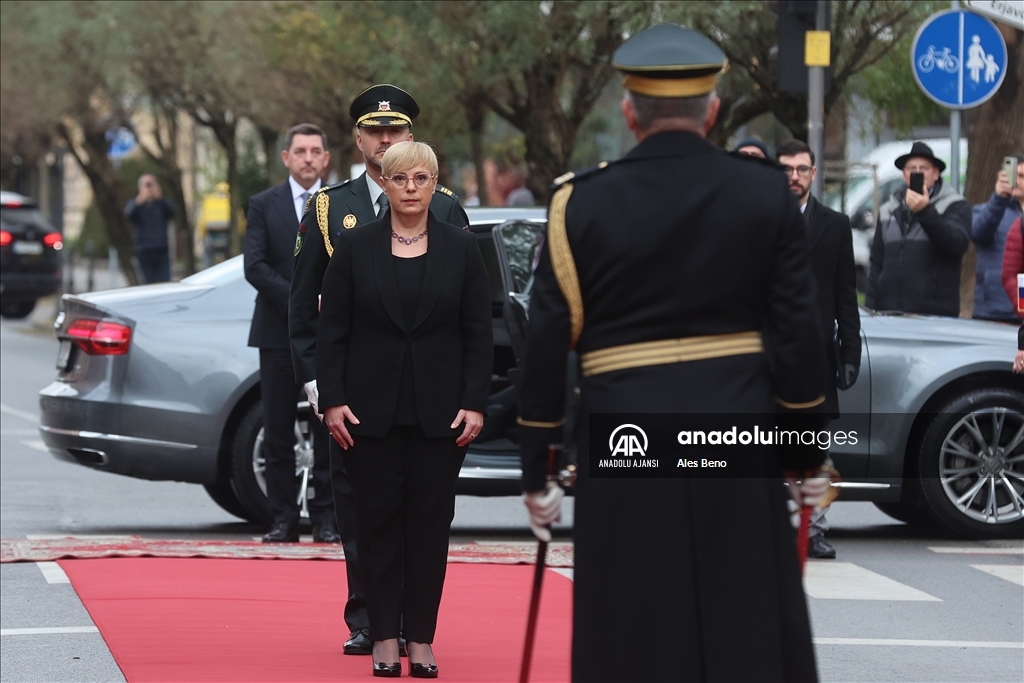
left=58, top=558, right=572, bottom=682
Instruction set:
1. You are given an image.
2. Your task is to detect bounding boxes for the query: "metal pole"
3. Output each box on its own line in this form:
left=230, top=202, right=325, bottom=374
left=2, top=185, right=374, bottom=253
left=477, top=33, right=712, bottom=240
left=949, top=0, right=961, bottom=193
left=808, top=0, right=827, bottom=199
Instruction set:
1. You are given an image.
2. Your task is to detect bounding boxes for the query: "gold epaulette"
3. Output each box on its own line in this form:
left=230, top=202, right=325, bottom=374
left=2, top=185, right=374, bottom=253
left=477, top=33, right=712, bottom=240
left=316, top=191, right=332, bottom=257
left=547, top=183, right=584, bottom=349
left=437, top=184, right=454, bottom=197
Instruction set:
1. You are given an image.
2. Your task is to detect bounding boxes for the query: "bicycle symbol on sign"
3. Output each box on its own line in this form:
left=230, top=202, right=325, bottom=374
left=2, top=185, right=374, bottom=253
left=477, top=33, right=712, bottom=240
left=918, top=46, right=960, bottom=74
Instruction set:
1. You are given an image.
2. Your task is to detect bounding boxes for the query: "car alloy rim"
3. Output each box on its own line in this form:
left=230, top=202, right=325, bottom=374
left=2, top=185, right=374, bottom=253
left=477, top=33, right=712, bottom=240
left=252, top=419, right=316, bottom=519
left=938, top=407, right=1024, bottom=525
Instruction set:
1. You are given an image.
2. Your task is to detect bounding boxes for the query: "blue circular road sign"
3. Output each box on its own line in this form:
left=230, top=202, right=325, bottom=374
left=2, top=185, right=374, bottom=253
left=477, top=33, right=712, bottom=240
left=912, top=9, right=1007, bottom=109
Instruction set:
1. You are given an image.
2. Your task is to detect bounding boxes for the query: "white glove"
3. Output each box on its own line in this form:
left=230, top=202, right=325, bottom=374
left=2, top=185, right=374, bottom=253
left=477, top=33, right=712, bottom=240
left=523, top=481, right=564, bottom=543
left=303, top=380, right=322, bottom=421
left=794, top=470, right=832, bottom=509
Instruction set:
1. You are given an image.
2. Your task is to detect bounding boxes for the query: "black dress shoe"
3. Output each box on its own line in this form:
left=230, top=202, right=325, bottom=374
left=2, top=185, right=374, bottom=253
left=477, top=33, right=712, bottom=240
left=344, top=627, right=372, bottom=655
left=312, top=521, right=342, bottom=544
left=410, top=662, right=438, bottom=679
left=262, top=521, right=299, bottom=543
left=808, top=535, right=837, bottom=559
left=372, top=661, right=401, bottom=678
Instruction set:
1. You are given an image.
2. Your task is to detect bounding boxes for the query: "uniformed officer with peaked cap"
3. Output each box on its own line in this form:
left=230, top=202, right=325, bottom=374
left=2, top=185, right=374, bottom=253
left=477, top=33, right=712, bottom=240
left=288, top=83, right=468, bottom=656
left=518, top=24, right=829, bottom=682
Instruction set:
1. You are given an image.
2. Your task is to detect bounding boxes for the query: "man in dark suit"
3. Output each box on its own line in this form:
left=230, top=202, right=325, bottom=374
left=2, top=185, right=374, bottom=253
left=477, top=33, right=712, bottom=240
left=518, top=24, right=830, bottom=682
left=289, top=85, right=468, bottom=657
left=244, top=123, right=340, bottom=545
left=777, top=139, right=861, bottom=560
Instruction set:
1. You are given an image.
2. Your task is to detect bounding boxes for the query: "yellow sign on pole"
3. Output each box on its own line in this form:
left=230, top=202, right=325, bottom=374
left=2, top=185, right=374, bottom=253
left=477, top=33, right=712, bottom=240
left=805, top=30, right=831, bottom=67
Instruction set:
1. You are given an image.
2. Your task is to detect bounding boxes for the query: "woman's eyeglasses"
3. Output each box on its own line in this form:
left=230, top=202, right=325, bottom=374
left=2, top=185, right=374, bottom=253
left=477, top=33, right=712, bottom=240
left=383, top=173, right=436, bottom=189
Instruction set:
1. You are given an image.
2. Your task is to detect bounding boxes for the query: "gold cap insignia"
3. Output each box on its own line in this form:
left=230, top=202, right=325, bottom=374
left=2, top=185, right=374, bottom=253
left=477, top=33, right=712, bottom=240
left=343, top=214, right=358, bottom=229
left=378, top=100, right=391, bottom=112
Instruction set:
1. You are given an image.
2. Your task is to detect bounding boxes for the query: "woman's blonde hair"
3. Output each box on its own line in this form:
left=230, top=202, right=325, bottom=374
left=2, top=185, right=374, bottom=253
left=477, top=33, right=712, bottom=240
left=381, top=140, right=439, bottom=178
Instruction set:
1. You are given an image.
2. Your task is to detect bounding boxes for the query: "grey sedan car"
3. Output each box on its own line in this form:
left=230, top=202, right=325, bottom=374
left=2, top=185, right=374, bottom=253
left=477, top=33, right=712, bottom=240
left=39, top=213, right=1023, bottom=539
left=38, top=209, right=541, bottom=526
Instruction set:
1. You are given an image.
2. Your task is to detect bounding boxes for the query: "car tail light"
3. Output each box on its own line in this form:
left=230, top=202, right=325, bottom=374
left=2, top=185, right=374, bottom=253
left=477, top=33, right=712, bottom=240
left=0, top=230, right=11, bottom=247
left=43, top=233, right=63, bottom=250
left=67, top=319, right=132, bottom=355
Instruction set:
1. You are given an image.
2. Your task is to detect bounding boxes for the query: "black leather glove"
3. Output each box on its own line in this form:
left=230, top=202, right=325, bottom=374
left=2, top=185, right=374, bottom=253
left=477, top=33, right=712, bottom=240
left=839, top=363, right=859, bottom=389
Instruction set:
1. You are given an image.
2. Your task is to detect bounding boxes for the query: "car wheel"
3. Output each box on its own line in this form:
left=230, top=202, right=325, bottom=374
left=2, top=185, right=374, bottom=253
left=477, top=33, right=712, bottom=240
left=0, top=300, right=36, bottom=319
left=229, top=400, right=317, bottom=527
left=873, top=501, right=938, bottom=528
left=918, top=388, right=1024, bottom=539
left=203, top=481, right=250, bottom=521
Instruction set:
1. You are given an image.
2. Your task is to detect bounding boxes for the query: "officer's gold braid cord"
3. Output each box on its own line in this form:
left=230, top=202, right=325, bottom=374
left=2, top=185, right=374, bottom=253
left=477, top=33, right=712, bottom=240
left=547, top=184, right=584, bottom=349
left=317, top=192, right=332, bottom=257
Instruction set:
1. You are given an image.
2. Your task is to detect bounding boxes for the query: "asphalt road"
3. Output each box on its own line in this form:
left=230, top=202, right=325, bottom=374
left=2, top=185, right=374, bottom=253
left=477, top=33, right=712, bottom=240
left=2, top=307, right=1022, bottom=682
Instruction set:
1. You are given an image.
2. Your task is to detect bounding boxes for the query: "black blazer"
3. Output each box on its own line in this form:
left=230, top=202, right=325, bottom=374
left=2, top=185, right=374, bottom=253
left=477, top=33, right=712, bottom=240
left=289, top=172, right=470, bottom=383
left=316, top=212, right=493, bottom=439
left=804, top=196, right=862, bottom=417
left=244, top=182, right=305, bottom=349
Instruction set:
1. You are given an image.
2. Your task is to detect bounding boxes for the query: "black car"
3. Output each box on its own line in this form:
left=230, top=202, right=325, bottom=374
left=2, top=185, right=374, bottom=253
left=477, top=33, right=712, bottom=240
left=1, top=191, right=63, bottom=319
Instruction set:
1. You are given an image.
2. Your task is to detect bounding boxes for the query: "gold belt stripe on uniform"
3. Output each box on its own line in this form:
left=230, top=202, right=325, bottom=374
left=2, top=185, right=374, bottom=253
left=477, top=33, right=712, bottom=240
left=579, top=331, right=764, bottom=378
left=547, top=183, right=584, bottom=349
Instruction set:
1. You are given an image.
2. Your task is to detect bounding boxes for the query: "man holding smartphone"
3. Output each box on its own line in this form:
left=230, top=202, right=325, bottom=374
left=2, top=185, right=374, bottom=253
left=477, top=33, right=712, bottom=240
left=972, top=155, right=1024, bottom=323
left=866, top=141, right=971, bottom=317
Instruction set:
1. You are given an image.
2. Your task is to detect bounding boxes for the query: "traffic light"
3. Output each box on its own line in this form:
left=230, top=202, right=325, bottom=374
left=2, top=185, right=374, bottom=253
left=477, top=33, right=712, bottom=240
left=777, top=0, right=832, bottom=94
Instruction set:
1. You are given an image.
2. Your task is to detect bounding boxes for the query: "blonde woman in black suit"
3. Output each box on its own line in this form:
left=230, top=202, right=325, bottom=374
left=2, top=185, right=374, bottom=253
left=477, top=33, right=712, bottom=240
left=316, top=141, right=492, bottom=679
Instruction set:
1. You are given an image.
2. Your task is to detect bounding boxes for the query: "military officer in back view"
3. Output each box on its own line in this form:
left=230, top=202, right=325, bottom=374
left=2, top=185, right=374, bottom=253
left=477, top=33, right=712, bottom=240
left=289, top=83, right=468, bottom=656
left=517, top=24, right=831, bottom=682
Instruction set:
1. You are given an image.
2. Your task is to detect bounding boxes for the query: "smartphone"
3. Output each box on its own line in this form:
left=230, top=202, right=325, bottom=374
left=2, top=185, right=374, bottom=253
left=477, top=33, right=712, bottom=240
left=909, top=172, right=924, bottom=194
left=1005, top=156, right=1018, bottom=186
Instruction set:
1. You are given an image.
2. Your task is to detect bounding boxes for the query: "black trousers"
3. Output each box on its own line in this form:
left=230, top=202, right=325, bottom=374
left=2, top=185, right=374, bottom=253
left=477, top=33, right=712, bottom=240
left=330, top=438, right=369, bottom=631
left=343, top=425, right=466, bottom=643
left=136, top=249, right=170, bottom=283
left=258, top=349, right=333, bottom=526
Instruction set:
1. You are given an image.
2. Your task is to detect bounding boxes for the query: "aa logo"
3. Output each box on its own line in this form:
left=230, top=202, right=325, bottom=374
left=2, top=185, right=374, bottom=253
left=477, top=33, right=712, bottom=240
left=609, top=424, right=648, bottom=457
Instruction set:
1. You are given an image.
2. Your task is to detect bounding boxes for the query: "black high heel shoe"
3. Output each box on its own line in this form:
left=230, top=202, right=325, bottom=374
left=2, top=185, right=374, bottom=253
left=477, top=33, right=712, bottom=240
left=409, top=662, right=438, bottom=679
left=372, top=661, right=401, bottom=678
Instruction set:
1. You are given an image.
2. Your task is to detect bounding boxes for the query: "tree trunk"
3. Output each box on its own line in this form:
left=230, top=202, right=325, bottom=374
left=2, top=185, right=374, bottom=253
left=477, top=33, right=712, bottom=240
left=466, top=97, right=488, bottom=206
left=519, top=85, right=577, bottom=206
left=259, top=125, right=282, bottom=186
left=227, top=139, right=241, bottom=257
left=61, top=125, right=140, bottom=286
left=962, top=24, right=1024, bottom=316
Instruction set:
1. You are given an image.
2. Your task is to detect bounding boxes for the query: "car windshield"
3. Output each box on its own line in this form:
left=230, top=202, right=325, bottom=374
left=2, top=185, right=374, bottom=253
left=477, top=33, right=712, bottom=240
left=824, top=175, right=871, bottom=213
left=0, top=207, right=52, bottom=231
left=182, top=255, right=244, bottom=286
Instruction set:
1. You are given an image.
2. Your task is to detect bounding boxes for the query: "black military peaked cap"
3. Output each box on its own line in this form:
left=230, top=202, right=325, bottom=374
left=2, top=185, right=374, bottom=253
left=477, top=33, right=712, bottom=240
left=612, top=23, right=727, bottom=98
left=349, top=84, right=420, bottom=127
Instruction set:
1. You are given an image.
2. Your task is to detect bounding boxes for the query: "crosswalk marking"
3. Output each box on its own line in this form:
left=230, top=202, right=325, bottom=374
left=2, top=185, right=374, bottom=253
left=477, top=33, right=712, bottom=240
left=813, top=637, right=1023, bottom=649
left=0, top=403, right=37, bottom=423
left=970, top=564, right=1024, bottom=587
left=550, top=568, right=574, bottom=581
left=1, top=626, right=99, bottom=636
left=928, top=546, right=1024, bottom=555
left=803, top=562, right=941, bottom=601
left=36, top=562, right=70, bottom=584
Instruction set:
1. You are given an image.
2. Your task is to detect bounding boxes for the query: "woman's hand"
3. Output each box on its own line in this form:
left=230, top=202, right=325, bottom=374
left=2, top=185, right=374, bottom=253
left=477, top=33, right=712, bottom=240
left=324, top=405, right=360, bottom=450
left=452, top=409, right=485, bottom=447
